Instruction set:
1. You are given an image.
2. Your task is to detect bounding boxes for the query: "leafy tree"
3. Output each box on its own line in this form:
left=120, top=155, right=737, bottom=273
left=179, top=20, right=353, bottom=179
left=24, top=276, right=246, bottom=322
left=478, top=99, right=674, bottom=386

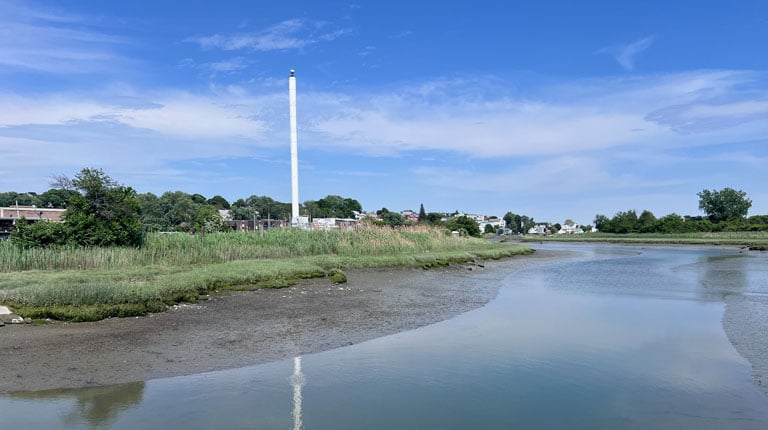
left=38, top=188, right=78, bottom=208
left=655, top=213, right=688, bottom=233
left=611, top=210, right=639, bottom=234
left=503, top=212, right=519, bottom=233
left=698, top=188, right=752, bottom=223
left=0, top=191, right=41, bottom=207
left=637, top=210, right=657, bottom=233
left=10, top=218, right=70, bottom=248
left=190, top=193, right=207, bottom=205
left=426, top=212, right=444, bottom=224
left=484, top=223, right=496, bottom=234
left=564, top=219, right=575, bottom=227
left=552, top=223, right=562, bottom=233
left=159, top=191, right=201, bottom=230
left=194, top=206, right=229, bottom=233
left=593, top=214, right=610, bottom=232
left=65, top=168, right=143, bottom=247
left=503, top=212, right=535, bottom=234
left=137, top=192, right=166, bottom=231
left=232, top=195, right=288, bottom=221
left=306, top=195, right=362, bottom=218
left=375, top=208, right=405, bottom=227
left=418, top=203, right=427, bottom=222
left=207, top=195, right=230, bottom=209
left=382, top=211, right=405, bottom=227
left=446, top=215, right=481, bottom=237
left=580, top=224, right=593, bottom=233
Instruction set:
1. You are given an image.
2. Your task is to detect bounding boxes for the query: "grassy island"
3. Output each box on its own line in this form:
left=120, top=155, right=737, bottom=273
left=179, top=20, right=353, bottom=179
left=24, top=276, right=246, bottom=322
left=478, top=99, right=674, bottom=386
left=0, top=226, right=531, bottom=322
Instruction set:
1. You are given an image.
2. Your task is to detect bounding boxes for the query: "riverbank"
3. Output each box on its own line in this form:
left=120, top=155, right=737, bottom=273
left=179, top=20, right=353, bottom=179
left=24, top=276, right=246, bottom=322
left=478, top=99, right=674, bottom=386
left=522, top=232, right=768, bottom=250
left=0, top=249, right=567, bottom=393
left=0, top=227, right=531, bottom=322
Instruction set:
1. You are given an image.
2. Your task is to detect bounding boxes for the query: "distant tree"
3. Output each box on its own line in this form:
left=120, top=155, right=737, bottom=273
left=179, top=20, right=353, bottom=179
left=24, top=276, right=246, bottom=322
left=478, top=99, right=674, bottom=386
left=418, top=203, right=427, bottom=222
left=655, top=213, right=687, bottom=233
left=308, top=195, right=362, bottom=218
left=426, top=212, right=444, bottom=224
left=593, top=214, right=610, bottom=232
left=503, top=212, right=519, bottom=233
left=552, top=223, right=562, bottom=233
left=137, top=192, right=166, bottom=231
left=229, top=198, right=256, bottom=221
left=190, top=193, right=207, bottom=205
left=377, top=208, right=405, bottom=227
left=207, top=195, right=230, bottom=209
left=564, top=219, right=575, bottom=227
left=503, top=212, right=535, bottom=234
left=194, top=206, right=229, bottom=233
left=159, top=191, right=201, bottom=230
left=38, top=188, right=78, bottom=208
left=484, top=223, right=496, bottom=234
left=580, top=224, right=593, bottom=233
left=637, top=210, right=657, bottom=233
left=611, top=210, right=639, bottom=234
left=64, top=168, right=143, bottom=247
left=698, top=188, right=752, bottom=223
left=446, top=215, right=481, bottom=237
left=0, top=191, right=41, bottom=207
left=231, top=195, right=288, bottom=221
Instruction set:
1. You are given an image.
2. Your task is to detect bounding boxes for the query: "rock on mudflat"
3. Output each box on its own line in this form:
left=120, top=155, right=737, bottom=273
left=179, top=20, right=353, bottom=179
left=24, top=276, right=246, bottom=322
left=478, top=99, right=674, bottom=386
left=0, top=306, right=30, bottom=324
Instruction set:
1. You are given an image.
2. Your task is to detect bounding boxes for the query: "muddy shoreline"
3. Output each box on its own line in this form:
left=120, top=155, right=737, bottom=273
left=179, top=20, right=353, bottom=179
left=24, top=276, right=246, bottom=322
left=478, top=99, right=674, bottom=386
left=0, top=250, right=567, bottom=393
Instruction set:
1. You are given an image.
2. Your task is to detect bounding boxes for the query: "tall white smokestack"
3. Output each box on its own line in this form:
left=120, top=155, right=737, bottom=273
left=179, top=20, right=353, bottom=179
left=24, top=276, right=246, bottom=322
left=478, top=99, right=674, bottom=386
left=289, top=69, right=299, bottom=227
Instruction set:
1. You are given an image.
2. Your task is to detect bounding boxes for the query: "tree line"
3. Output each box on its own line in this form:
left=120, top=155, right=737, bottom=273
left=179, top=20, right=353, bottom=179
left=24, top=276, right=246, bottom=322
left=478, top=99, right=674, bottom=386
left=594, top=188, right=766, bottom=234
left=6, top=168, right=364, bottom=248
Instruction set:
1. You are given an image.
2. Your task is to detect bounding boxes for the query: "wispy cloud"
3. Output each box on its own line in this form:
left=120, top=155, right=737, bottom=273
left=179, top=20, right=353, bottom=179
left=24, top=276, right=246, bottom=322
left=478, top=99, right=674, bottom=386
left=307, top=71, right=768, bottom=157
left=187, top=19, right=350, bottom=52
left=600, top=36, right=655, bottom=71
left=0, top=1, right=128, bottom=74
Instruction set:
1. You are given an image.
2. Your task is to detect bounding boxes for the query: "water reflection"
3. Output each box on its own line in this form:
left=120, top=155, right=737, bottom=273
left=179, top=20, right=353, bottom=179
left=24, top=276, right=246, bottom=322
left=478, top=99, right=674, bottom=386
left=2, top=245, right=768, bottom=429
left=290, top=356, right=305, bottom=430
left=699, top=253, right=749, bottom=299
left=10, top=382, right=144, bottom=428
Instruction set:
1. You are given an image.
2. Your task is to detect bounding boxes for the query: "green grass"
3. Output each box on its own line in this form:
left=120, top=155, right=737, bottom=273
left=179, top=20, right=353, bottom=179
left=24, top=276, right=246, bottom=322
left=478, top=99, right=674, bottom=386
left=522, top=231, right=768, bottom=250
left=0, top=226, right=532, bottom=321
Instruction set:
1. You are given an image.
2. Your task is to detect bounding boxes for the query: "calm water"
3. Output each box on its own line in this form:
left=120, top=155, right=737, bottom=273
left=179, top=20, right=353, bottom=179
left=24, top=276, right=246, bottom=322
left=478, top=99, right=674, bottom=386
left=3, top=244, right=768, bottom=429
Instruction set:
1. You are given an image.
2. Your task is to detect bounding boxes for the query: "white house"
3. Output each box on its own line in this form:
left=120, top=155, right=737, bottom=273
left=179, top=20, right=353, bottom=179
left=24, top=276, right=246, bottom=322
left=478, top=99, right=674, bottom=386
left=527, top=224, right=548, bottom=235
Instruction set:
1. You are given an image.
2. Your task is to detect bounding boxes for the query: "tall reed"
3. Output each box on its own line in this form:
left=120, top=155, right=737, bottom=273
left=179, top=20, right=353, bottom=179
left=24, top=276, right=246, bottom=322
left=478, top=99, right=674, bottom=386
left=0, top=225, right=502, bottom=272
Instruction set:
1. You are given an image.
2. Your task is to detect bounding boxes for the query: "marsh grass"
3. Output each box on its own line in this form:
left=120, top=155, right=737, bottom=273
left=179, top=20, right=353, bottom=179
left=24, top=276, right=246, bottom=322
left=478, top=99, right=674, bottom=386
left=0, top=226, right=531, bottom=321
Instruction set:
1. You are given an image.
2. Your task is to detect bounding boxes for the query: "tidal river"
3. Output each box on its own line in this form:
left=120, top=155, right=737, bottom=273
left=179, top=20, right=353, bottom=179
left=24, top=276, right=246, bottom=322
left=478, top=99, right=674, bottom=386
left=3, top=243, right=768, bottom=429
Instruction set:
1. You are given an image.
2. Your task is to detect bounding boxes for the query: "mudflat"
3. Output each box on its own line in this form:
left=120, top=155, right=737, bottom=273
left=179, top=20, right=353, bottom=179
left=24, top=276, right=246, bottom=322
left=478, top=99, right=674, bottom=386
left=0, top=250, right=564, bottom=393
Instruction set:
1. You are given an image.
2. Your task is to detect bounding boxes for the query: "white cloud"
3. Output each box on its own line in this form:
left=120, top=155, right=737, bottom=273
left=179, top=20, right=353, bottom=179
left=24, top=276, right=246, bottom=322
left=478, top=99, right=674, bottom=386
left=599, top=36, right=655, bottom=71
left=1, top=69, right=765, bottom=215
left=0, top=1, right=129, bottom=74
left=187, top=19, right=349, bottom=52
left=0, top=91, right=269, bottom=140
left=306, top=71, right=768, bottom=158
left=206, top=57, right=249, bottom=73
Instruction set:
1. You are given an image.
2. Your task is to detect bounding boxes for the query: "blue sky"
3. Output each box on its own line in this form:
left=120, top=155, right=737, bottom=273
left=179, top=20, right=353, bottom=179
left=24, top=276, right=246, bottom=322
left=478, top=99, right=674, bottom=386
left=1, top=0, right=766, bottom=224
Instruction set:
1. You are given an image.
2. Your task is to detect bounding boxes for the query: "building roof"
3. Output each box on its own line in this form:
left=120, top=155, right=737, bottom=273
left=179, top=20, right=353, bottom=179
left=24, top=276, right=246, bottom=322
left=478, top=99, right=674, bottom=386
left=0, top=206, right=66, bottom=222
